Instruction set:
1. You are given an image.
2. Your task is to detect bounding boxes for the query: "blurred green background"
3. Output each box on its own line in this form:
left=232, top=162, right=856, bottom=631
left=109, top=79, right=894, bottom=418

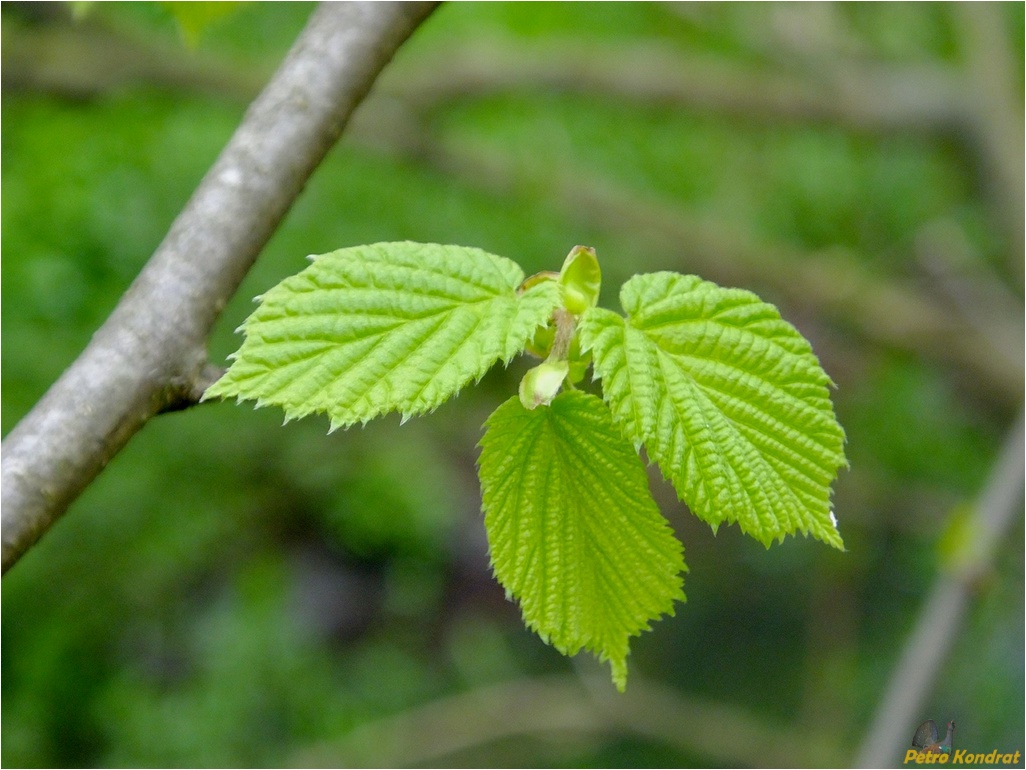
left=2, top=3, right=1023, bottom=767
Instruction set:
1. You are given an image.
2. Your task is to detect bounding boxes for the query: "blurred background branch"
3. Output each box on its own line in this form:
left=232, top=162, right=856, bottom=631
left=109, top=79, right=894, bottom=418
left=294, top=674, right=840, bottom=767
left=856, top=411, right=1024, bottom=766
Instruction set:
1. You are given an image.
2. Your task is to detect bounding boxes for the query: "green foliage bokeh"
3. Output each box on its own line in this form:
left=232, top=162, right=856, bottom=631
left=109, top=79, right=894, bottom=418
left=2, top=3, right=1022, bottom=767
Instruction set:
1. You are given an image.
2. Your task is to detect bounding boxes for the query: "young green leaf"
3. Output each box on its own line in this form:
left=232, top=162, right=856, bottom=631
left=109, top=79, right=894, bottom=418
left=205, top=242, right=561, bottom=429
left=478, top=390, right=686, bottom=691
left=580, top=272, right=846, bottom=548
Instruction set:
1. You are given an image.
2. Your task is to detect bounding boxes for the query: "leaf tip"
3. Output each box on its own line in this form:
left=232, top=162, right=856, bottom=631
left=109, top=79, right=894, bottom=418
left=826, top=511, right=846, bottom=551
left=610, top=655, right=629, bottom=692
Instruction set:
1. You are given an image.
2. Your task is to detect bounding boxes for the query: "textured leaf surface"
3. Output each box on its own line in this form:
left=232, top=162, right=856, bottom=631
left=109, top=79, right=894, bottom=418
left=479, top=391, right=686, bottom=690
left=205, top=242, right=561, bottom=428
left=579, top=272, right=846, bottom=548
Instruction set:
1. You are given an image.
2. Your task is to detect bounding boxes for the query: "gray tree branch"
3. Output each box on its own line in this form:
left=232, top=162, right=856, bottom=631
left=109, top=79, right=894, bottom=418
left=854, top=411, right=1025, bottom=767
left=1, top=1, right=438, bottom=574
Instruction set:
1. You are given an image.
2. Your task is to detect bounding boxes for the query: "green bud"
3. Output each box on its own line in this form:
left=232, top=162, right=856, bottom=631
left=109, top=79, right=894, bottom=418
left=519, top=360, right=570, bottom=410
left=559, top=245, right=601, bottom=316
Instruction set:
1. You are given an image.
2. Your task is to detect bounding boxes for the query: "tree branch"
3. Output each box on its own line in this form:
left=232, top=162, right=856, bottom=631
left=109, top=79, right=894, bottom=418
left=854, top=411, right=1025, bottom=767
left=292, top=674, right=840, bottom=767
left=0, top=1, right=439, bottom=574
left=380, top=41, right=968, bottom=135
left=954, top=3, right=1025, bottom=283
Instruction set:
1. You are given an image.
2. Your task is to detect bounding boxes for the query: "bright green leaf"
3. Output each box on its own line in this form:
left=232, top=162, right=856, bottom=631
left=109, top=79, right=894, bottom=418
left=478, top=391, right=686, bottom=690
left=205, top=242, right=561, bottom=429
left=580, top=272, right=846, bottom=548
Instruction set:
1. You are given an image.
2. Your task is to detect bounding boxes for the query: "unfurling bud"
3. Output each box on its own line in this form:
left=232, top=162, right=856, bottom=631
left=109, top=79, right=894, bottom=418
left=559, top=245, right=601, bottom=316
left=519, top=360, right=570, bottom=410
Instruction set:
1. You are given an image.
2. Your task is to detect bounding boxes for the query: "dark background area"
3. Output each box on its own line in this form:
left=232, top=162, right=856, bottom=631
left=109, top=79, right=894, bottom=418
left=2, top=3, right=1023, bottom=767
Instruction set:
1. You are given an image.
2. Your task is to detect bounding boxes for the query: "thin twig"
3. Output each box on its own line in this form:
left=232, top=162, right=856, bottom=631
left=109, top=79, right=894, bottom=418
left=954, top=3, right=1025, bottom=283
left=854, top=412, right=1025, bottom=767
left=0, top=1, right=439, bottom=574
left=914, top=219, right=1024, bottom=359
left=379, top=40, right=968, bottom=135
left=291, top=674, right=841, bottom=768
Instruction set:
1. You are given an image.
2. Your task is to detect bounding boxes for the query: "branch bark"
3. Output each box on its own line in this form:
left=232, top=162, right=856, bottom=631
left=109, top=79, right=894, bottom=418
left=0, top=1, right=438, bottom=574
